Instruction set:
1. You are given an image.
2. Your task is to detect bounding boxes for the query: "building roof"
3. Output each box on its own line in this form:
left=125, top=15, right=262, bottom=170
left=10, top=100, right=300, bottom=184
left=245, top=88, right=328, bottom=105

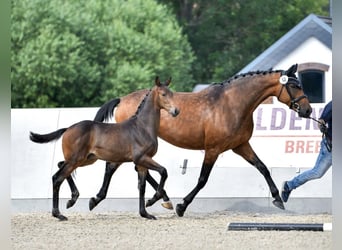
left=238, top=14, right=332, bottom=73
left=192, top=14, right=332, bottom=92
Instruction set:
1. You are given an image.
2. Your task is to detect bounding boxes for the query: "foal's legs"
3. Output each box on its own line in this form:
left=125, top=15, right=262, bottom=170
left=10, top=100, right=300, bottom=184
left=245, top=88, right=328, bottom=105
left=137, top=167, right=156, bottom=220
left=136, top=156, right=168, bottom=208
left=90, top=162, right=173, bottom=210
left=57, top=161, right=80, bottom=209
left=89, top=162, right=121, bottom=211
left=145, top=169, right=173, bottom=209
left=232, top=142, right=284, bottom=210
left=176, top=152, right=218, bottom=217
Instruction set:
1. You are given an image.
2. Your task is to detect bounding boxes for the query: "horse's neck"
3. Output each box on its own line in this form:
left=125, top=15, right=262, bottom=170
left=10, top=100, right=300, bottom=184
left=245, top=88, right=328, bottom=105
left=228, top=74, right=279, bottom=113
left=135, top=91, right=160, bottom=138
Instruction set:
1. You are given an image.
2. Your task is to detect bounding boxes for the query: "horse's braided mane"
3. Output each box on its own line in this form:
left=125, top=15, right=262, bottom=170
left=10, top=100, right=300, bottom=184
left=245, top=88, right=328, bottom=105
left=133, top=69, right=284, bottom=116
left=212, top=68, right=283, bottom=86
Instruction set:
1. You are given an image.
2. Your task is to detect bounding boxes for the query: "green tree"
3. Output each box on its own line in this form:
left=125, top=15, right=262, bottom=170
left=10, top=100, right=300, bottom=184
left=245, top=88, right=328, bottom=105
left=158, top=0, right=330, bottom=83
left=11, top=0, right=195, bottom=108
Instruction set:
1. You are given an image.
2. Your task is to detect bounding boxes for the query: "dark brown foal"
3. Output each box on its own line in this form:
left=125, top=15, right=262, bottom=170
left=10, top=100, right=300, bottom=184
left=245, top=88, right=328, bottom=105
left=30, top=77, right=179, bottom=220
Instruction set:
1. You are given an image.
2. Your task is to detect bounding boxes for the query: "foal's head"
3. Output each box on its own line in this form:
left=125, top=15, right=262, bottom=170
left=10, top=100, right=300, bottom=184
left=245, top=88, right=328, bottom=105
left=154, top=76, right=180, bottom=117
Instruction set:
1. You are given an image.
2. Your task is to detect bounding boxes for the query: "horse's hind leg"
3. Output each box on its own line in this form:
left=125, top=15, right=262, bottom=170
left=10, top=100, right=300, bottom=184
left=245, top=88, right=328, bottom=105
left=58, top=161, right=80, bottom=209
left=142, top=168, right=173, bottom=210
left=89, top=162, right=121, bottom=211
left=137, top=168, right=156, bottom=220
left=233, top=142, right=285, bottom=210
left=52, top=162, right=75, bottom=221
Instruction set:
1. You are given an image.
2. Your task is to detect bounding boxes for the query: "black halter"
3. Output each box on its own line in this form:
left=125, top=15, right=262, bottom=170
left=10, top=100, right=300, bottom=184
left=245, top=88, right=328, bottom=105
left=277, top=71, right=308, bottom=112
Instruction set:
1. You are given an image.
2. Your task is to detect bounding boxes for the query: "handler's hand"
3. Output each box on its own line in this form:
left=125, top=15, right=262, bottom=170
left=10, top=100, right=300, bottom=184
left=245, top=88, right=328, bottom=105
left=318, top=119, right=326, bottom=133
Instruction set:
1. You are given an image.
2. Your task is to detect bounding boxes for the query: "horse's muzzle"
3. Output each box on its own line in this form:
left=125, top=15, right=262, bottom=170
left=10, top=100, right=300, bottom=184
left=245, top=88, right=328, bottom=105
left=170, top=108, right=180, bottom=117
left=297, top=105, right=312, bottom=118
left=290, top=95, right=312, bottom=118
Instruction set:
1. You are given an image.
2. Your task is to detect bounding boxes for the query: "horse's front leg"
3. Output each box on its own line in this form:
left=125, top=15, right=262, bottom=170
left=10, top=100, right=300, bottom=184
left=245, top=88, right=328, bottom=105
left=233, top=142, right=285, bottom=210
left=89, top=162, right=121, bottom=211
left=176, top=152, right=218, bottom=217
left=137, top=168, right=156, bottom=220
left=58, top=161, right=79, bottom=209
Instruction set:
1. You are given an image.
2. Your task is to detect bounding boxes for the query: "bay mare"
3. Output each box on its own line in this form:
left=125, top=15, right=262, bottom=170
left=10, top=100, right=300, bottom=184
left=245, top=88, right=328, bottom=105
left=72, top=64, right=312, bottom=217
left=29, top=77, right=179, bottom=220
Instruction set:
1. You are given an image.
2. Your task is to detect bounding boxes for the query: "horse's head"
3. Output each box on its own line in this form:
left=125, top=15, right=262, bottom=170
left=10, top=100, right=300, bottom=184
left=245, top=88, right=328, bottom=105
left=277, top=64, right=312, bottom=118
left=154, top=76, right=180, bottom=117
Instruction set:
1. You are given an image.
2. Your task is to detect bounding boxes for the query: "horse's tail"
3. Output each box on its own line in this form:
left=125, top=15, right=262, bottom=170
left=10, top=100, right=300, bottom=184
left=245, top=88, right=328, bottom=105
left=29, top=128, right=67, bottom=144
left=94, top=98, right=121, bottom=122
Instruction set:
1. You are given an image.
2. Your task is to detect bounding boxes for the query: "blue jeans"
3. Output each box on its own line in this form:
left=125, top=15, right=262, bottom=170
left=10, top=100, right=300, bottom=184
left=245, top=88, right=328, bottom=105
left=287, top=137, right=332, bottom=191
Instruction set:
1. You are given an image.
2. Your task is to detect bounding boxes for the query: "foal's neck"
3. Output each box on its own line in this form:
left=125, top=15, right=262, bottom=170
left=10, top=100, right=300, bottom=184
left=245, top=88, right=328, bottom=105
left=135, top=89, right=161, bottom=137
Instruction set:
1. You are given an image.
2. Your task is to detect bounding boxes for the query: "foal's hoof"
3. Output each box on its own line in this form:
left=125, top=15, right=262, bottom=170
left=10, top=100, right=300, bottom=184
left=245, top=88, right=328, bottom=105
left=272, top=199, right=285, bottom=210
left=57, top=214, right=68, bottom=221
left=52, top=212, right=68, bottom=221
left=147, top=215, right=157, bottom=220
left=146, top=194, right=162, bottom=207
left=140, top=212, right=157, bottom=220
left=66, top=199, right=76, bottom=209
left=89, top=197, right=97, bottom=211
left=145, top=199, right=154, bottom=207
left=175, top=204, right=186, bottom=217
left=161, top=201, right=174, bottom=210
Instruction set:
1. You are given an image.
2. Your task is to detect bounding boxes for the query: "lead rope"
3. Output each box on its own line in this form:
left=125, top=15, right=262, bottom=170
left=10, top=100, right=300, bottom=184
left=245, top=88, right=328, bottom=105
left=308, top=116, right=331, bottom=152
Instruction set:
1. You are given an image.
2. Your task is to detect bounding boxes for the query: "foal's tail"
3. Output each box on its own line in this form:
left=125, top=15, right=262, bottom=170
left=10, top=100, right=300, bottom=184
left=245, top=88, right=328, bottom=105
left=29, top=128, right=67, bottom=144
left=94, top=98, right=120, bottom=122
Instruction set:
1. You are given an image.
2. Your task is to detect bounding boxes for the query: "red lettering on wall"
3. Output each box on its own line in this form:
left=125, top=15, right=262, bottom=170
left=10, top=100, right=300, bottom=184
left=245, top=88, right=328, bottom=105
left=285, top=140, right=294, bottom=153
left=315, top=140, right=321, bottom=152
left=285, top=140, right=321, bottom=153
left=306, top=140, right=314, bottom=153
left=296, top=140, right=305, bottom=153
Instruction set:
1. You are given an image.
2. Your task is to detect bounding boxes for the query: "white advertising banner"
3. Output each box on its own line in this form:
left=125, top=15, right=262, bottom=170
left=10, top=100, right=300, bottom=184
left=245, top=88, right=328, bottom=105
left=250, top=103, right=324, bottom=168
left=156, top=103, right=325, bottom=170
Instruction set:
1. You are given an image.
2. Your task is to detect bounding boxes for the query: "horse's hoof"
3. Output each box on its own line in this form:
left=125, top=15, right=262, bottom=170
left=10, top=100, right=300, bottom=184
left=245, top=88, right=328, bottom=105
left=176, top=204, right=185, bottom=217
left=89, top=197, right=97, bottom=211
left=161, top=201, right=173, bottom=210
left=66, top=200, right=75, bottom=209
left=52, top=211, right=68, bottom=221
left=272, top=199, right=285, bottom=210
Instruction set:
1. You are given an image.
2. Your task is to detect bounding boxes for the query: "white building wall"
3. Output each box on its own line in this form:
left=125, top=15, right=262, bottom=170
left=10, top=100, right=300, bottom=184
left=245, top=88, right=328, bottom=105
left=274, top=37, right=332, bottom=102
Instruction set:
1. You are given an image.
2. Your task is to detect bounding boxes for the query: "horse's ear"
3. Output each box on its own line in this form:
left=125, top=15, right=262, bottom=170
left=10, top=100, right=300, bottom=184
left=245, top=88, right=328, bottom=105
left=155, top=76, right=161, bottom=86
left=286, top=64, right=298, bottom=76
left=165, top=77, right=172, bottom=86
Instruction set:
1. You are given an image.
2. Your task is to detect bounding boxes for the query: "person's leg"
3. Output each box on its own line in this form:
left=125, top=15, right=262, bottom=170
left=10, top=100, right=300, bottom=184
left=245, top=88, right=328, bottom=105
left=287, top=139, right=332, bottom=190
left=282, top=138, right=332, bottom=202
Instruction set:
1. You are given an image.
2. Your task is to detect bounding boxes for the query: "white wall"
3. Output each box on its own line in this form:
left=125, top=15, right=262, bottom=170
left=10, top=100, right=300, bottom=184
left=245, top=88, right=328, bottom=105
left=274, top=37, right=332, bottom=102
left=11, top=104, right=331, bottom=202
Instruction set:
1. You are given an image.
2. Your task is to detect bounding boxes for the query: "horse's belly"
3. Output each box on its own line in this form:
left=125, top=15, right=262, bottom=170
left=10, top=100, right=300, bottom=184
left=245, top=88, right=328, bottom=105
left=159, top=126, right=205, bottom=150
